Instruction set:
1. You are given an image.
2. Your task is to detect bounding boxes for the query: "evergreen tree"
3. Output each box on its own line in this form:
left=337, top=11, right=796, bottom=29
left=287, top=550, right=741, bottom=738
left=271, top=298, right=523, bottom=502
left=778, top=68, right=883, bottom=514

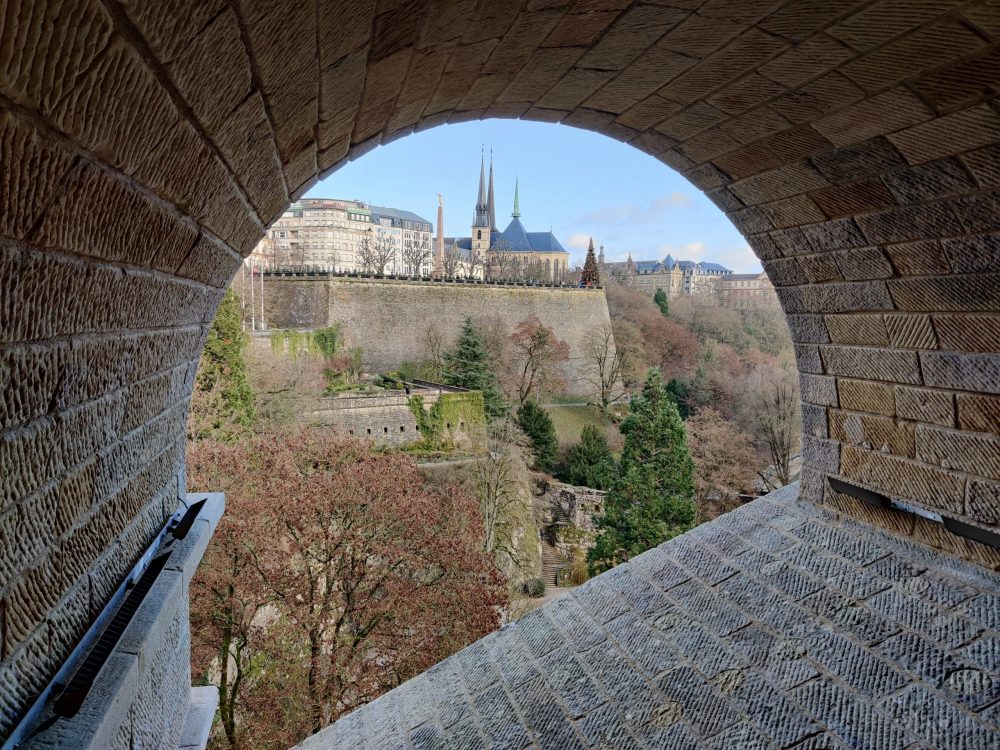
left=665, top=377, right=691, bottom=419
left=560, top=424, right=615, bottom=490
left=588, top=369, right=695, bottom=574
left=653, top=287, right=669, bottom=316
left=581, top=237, right=600, bottom=286
left=189, top=289, right=256, bottom=441
left=443, top=317, right=506, bottom=420
left=516, top=401, right=558, bottom=472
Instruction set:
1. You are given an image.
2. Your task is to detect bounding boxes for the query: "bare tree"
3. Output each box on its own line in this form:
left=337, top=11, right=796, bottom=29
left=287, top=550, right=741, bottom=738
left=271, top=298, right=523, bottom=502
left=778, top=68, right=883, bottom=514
left=443, top=244, right=463, bottom=277
left=476, top=417, right=528, bottom=562
left=402, top=238, right=432, bottom=277
left=486, top=240, right=516, bottom=280
left=583, top=323, right=630, bottom=412
left=357, top=229, right=396, bottom=275
left=463, top=247, right=485, bottom=279
left=741, top=362, right=800, bottom=490
left=424, top=323, right=447, bottom=380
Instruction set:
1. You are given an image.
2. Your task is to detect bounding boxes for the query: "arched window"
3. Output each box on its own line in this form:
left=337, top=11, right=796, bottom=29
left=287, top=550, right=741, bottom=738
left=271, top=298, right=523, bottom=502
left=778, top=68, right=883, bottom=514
left=477, top=230, right=482, bottom=240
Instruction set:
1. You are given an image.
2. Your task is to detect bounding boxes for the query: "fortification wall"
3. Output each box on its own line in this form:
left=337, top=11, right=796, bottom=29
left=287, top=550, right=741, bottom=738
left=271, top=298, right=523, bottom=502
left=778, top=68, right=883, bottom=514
left=303, top=391, right=485, bottom=451
left=260, top=277, right=615, bottom=396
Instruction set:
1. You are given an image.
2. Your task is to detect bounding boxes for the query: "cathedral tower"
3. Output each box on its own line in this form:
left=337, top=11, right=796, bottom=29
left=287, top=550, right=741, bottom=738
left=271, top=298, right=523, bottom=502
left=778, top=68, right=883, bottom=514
left=472, top=154, right=491, bottom=253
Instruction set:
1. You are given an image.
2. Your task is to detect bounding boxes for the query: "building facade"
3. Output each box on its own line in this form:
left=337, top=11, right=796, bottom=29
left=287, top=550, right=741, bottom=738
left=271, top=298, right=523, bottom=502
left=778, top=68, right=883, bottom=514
left=249, top=198, right=434, bottom=275
left=605, top=253, right=733, bottom=297
left=444, top=155, right=571, bottom=281
left=714, top=271, right=779, bottom=309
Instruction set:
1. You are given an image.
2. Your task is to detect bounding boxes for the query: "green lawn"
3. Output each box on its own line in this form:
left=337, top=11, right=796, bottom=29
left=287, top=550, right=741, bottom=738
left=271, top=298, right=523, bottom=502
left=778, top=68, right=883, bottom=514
left=546, top=404, right=617, bottom=449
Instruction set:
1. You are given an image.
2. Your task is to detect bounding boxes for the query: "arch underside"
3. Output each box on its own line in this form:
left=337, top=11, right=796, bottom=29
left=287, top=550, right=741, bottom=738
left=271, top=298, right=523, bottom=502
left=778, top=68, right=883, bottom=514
left=2, top=0, right=1000, bottom=743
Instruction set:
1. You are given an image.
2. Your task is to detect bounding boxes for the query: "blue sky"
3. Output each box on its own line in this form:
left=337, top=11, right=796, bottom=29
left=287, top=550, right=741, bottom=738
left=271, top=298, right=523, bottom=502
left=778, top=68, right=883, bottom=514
left=306, top=119, right=761, bottom=273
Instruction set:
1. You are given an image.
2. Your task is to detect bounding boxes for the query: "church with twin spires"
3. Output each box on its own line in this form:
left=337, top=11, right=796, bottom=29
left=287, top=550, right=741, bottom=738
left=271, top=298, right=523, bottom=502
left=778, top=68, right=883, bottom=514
left=444, top=153, right=570, bottom=281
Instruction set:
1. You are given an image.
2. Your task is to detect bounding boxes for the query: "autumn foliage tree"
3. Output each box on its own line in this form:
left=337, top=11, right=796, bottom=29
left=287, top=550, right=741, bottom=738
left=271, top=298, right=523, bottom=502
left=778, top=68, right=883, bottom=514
left=509, top=316, right=570, bottom=403
left=188, top=431, right=506, bottom=748
left=686, top=408, right=757, bottom=521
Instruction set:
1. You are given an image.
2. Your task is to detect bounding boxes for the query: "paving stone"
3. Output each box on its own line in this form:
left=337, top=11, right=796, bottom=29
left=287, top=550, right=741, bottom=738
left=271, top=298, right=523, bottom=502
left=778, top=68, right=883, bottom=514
left=881, top=684, right=998, bottom=750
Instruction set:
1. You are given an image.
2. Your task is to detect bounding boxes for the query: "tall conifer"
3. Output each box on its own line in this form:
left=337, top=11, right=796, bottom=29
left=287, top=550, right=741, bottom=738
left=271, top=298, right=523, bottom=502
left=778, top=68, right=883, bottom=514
left=581, top=237, right=600, bottom=286
left=588, top=369, right=695, bottom=573
left=443, top=317, right=506, bottom=420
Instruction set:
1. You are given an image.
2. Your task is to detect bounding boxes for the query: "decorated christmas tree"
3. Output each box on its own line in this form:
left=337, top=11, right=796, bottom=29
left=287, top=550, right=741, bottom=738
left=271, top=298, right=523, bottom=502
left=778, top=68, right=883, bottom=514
left=581, top=237, right=600, bottom=286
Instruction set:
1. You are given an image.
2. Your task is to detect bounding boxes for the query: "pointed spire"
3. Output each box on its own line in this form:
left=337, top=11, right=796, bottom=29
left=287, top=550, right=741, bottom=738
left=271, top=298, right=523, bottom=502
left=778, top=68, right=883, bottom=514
left=512, top=176, right=521, bottom=218
left=487, top=149, right=496, bottom=230
left=474, top=151, right=488, bottom=227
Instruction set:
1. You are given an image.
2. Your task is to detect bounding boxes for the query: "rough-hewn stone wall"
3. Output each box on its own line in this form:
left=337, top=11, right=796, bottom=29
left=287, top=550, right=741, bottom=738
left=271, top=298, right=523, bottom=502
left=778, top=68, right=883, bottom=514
left=4, top=0, right=1000, bottom=741
left=261, top=276, right=616, bottom=395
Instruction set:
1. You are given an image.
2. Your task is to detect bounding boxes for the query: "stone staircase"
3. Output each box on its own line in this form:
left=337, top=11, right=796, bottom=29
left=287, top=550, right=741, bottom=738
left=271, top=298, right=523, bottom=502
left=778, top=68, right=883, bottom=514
left=540, top=540, right=561, bottom=587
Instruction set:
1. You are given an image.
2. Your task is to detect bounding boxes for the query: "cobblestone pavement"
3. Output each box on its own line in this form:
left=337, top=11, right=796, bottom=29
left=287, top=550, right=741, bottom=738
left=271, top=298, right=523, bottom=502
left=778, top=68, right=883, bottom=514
left=300, top=484, right=1000, bottom=749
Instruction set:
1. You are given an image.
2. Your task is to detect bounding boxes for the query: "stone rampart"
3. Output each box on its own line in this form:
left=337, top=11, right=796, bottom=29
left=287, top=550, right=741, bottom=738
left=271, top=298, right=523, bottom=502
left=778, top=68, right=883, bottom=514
left=303, top=389, right=485, bottom=451
left=258, top=277, right=616, bottom=396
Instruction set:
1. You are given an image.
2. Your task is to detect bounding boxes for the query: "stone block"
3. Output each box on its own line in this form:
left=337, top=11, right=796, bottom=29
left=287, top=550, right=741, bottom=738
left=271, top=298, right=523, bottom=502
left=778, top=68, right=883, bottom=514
left=116, top=569, right=184, bottom=671
left=798, top=253, right=842, bottom=283
left=884, top=240, right=949, bottom=276
left=814, top=87, right=933, bottom=147
left=812, top=136, right=906, bottom=184
left=758, top=32, right=855, bottom=88
left=921, top=351, right=1000, bottom=394
left=1, top=418, right=60, bottom=512
left=811, top=177, right=896, bottom=218
left=167, top=9, right=252, bottom=136
left=820, top=345, right=921, bottom=384
left=949, top=189, right=1000, bottom=234
left=786, top=314, right=830, bottom=344
left=794, top=344, right=823, bottom=374
left=917, top=425, right=1000, bottom=479
left=961, top=142, right=1000, bottom=189
left=857, top=202, right=963, bottom=245
left=801, top=403, right=829, bottom=438
left=714, top=124, right=831, bottom=181
left=829, top=410, right=915, bottom=457
left=941, top=233, right=1000, bottom=275
left=890, top=104, right=1000, bottom=165
left=839, top=444, right=965, bottom=514
left=883, top=157, right=978, bottom=205
left=832, top=246, right=894, bottom=281
left=895, top=386, right=954, bottom=428
left=824, top=314, right=888, bottom=346
left=957, top=393, right=1000, bottom=434
left=800, top=373, right=838, bottom=407
left=967, top=480, right=1000, bottom=526
left=778, top=280, right=893, bottom=314
left=0, top=112, right=76, bottom=241
left=885, top=314, right=937, bottom=349
left=165, top=493, right=225, bottom=584
left=0, top=342, right=64, bottom=430
left=838, top=379, right=896, bottom=417
left=0, top=625, right=51, bottom=739
left=730, top=162, right=829, bottom=206
left=890, top=274, right=1000, bottom=312
left=802, top=435, right=840, bottom=473
left=0, top=0, right=114, bottom=114
left=842, top=19, right=986, bottom=93
left=36, top=164, right=198, bottom=274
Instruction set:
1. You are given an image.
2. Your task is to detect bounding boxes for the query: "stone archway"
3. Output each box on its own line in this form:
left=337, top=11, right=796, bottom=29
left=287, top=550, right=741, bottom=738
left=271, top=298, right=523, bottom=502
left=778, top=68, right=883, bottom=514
left=3, top=0, right=1000, bottom=742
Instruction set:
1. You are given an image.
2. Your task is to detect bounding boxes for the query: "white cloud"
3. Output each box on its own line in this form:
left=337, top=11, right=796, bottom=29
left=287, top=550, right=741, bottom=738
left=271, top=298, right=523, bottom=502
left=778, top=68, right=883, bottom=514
left=566, top=233, right=592, bottom=250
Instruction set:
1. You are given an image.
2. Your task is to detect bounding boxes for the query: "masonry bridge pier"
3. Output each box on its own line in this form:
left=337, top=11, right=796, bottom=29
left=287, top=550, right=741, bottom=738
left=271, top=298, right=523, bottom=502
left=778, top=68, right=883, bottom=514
left=2, top=1, right=1000, bottom=748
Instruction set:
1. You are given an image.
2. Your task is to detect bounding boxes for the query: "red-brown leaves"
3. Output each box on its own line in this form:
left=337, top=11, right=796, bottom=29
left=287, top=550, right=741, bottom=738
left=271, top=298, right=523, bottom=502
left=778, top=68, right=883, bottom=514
left=187, top=430, right=506, bottom=747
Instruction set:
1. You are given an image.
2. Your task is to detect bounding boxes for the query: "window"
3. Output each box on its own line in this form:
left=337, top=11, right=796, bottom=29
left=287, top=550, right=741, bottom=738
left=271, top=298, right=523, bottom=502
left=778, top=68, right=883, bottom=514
left=477, top=230, right=482, bottom=240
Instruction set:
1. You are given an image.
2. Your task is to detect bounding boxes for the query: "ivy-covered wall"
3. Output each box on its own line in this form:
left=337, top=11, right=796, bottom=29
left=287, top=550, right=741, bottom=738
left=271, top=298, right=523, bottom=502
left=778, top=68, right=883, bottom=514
left=408, top=392, right=486, bottom=452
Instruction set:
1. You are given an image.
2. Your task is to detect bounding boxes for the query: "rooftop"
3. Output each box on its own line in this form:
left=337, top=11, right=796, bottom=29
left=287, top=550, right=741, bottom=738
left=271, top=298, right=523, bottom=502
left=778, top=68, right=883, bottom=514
left=300, top=483, right=1000, bottom=750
